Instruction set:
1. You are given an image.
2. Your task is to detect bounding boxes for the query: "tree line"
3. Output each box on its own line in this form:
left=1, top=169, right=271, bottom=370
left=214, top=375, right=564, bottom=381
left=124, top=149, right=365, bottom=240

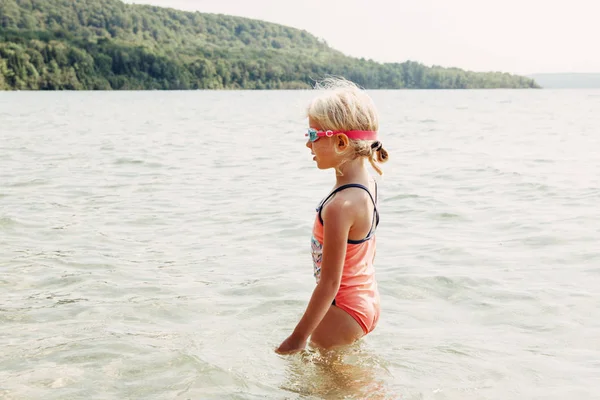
left=0, top=0, right=540, bottom=90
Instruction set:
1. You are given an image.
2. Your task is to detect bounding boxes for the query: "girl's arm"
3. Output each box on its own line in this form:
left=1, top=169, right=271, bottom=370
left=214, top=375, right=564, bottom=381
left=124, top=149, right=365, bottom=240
left=276, top=197, right=354, bottom=354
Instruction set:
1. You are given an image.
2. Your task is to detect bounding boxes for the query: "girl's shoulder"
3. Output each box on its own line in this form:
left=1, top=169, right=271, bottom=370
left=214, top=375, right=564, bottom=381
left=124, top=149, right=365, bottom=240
left=321, top=183, right=376, bottom=219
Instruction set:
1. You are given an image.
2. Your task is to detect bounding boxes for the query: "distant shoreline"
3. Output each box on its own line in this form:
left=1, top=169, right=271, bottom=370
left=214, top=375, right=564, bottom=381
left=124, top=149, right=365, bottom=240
left=0, top=87, right=547, bottom=93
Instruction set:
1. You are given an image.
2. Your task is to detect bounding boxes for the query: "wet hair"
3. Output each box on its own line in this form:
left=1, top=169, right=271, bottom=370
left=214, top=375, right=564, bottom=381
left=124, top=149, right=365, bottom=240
left=306, top=76, right=389, bottom=175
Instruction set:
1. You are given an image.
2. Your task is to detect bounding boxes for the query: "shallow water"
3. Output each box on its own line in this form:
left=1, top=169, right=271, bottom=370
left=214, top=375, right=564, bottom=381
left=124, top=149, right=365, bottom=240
left=1, top=89, right=599, bottom=399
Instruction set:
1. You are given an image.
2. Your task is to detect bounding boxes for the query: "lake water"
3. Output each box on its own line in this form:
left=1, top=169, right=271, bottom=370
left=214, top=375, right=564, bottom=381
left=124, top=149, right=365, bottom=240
left=1, top=89, right=599, bottom=399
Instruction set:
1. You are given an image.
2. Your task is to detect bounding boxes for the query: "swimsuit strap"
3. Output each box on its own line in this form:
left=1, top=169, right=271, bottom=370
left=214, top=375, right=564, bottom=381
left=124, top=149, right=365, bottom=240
left=316, top=182, right=380, bottom=243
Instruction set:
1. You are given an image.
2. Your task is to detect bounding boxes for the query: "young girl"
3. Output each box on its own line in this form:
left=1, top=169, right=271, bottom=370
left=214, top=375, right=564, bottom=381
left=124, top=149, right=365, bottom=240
left=276, top=77, right=389, bottom=354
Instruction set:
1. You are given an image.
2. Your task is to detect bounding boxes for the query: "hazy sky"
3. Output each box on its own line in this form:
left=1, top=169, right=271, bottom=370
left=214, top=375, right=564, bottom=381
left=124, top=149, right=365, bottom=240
left=126, top=0, right=599, bottom=75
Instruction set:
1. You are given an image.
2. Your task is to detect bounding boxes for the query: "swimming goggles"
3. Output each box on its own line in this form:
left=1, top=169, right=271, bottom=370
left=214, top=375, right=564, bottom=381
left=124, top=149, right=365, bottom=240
left=305, top=128, right=378, bottom=142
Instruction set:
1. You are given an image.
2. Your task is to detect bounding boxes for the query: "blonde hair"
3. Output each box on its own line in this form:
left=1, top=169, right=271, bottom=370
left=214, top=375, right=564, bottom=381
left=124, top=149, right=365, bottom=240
left=306, top=77, right=389, bottom=175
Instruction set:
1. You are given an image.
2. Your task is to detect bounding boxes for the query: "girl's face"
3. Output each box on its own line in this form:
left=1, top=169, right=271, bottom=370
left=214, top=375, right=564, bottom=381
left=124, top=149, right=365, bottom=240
left=305, top=118, right=348, bottom=170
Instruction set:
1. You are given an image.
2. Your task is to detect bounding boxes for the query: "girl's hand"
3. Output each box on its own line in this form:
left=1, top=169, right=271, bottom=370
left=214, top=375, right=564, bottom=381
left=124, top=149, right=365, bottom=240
left=275, top=334, right=307, bottom=355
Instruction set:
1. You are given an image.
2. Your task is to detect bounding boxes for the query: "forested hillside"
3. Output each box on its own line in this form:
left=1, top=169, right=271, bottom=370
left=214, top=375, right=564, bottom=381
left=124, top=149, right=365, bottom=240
left=0, top=0, right=540, bottom=90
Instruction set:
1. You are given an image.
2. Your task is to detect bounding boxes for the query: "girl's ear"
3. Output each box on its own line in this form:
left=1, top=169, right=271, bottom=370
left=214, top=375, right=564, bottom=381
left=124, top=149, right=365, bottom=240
left=337, top=134, right=350, bottom=150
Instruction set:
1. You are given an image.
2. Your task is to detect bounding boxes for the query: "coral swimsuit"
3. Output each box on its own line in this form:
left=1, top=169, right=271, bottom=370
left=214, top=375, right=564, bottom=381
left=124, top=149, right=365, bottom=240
left=310, top=183, right=381, bottom=334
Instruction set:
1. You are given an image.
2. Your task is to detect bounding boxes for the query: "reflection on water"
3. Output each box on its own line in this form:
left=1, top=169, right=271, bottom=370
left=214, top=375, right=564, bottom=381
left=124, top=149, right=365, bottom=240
left=280, top=343, right=396, bottom=399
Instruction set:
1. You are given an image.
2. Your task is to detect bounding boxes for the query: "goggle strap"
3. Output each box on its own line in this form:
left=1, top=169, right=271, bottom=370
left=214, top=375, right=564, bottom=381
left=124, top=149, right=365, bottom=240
left=306, top=129, right=378, bottom=141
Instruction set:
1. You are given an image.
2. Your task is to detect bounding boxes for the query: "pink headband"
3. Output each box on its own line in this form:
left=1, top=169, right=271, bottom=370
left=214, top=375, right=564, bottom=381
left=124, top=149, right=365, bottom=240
left=329, top=130, right=379, bottom=141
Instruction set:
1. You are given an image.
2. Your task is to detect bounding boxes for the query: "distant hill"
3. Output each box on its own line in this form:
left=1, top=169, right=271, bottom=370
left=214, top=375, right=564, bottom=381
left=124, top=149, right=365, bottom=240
left=527, top=73, right=600, bottom=89
left=0, top=0, right=540, bottom=90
